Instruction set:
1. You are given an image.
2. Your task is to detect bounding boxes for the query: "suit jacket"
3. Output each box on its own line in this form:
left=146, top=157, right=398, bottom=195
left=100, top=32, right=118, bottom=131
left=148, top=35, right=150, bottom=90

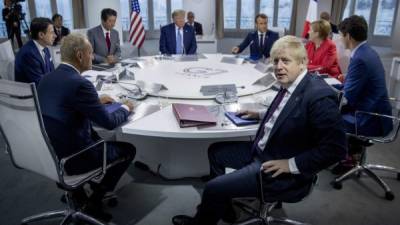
left=159, top=23, right=197, bottom=55
left=237, top=30, right=279, bottom=60
left=187, top=21, right=203, bottom=35
left=255, top=74, right=347, bottom=178
left=342, top=43, right=392, bottom=136
left=53, top=26, right=70, bottom=46
left=15, top=40, right=55, bottom=86
left=306, top=39, right=342, bottom=79
left=87, top=25, right=121, bottom=64
left=37, top=64, right=130, bottom=159
left=330, top=22, right=338, bottom=34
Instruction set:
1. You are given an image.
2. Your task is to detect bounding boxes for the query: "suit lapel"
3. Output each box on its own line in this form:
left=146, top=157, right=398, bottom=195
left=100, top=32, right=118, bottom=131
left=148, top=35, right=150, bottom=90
left=267, top=75, right=310, bottom=142
left=97, top=26, right=108, bottom=54
left=30, top=41, right=46, bottom=72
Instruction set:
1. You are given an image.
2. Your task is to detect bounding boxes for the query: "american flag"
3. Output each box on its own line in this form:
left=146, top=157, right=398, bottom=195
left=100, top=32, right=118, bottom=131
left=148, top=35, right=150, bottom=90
left=129, top=0, right=145, bottom=48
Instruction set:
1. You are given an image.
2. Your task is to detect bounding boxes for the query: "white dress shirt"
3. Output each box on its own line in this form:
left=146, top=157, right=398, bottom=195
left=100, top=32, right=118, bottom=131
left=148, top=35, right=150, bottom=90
left=33, top=40, right=46, bottom=63
left=350, top=40, right=367, bottom=58
left=257, top=69, right=308, bottom=174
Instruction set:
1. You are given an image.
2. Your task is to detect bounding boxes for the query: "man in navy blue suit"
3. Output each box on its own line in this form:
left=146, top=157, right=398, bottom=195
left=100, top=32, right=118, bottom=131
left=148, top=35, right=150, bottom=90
left=172, top=36, right=347, bottom=225
left=159, top=9, right=197, bottom=55
left=15, top=17, right=55, bottom=86
left=332, top=15, right=392, bottom=174
left=232, top=13, right=279, bottom=61
left=37, top=33, right=136, bottom=222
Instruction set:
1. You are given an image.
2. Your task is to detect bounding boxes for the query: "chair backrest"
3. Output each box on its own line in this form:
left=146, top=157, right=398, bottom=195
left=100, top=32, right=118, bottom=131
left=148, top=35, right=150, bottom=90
left=0, top=40, right=15, bottom=80
left=0, top=80, right=60, bottom=182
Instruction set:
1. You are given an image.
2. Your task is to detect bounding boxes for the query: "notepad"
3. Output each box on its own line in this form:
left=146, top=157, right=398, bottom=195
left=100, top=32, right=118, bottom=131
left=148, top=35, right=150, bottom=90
left=225, top=112, right=259, bottom=126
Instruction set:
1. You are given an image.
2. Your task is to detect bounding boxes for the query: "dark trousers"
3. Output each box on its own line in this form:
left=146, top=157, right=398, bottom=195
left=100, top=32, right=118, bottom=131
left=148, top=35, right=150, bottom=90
left=7, top=25, right=23, bottom=48
left=66, top=141, right=135, bottom=195
left=194, top=141, right=259, bottom=225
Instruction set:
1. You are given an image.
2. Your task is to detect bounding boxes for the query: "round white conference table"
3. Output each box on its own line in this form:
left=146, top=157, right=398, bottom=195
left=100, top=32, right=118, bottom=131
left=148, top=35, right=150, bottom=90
left=86, top=54, right=278, bottom=178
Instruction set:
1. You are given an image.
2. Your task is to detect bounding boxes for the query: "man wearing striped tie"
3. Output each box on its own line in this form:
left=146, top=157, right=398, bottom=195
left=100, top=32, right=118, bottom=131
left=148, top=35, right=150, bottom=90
left=159, top=9, right=197, bottom=55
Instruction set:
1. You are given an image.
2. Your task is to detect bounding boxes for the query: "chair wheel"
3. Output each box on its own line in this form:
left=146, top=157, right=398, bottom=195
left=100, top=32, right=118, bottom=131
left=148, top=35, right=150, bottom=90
left=331, top=181, right=342, bottom=190
left=385, top=192, right=395, bottom=201
left=106, top=197, right=118, bottom=207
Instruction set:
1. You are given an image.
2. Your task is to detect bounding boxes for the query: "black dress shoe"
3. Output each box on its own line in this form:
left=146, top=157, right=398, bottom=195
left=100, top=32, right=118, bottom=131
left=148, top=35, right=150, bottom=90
left=172, top=215, right=196, bottom=225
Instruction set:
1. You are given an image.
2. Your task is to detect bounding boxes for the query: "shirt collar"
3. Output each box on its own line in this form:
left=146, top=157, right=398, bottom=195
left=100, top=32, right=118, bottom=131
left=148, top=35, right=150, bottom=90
left=283, top=69, right=308, bottom=94
left=101, top=24, right=110, bottom=35
left=350, top=41, right=367, bottom=58
left=33, top=40, right=46, bottom=53
left=258, top=31, right=266, bottom=36
left=60, top=62, right=81, bottom=74
left=175, top=24, right=183, bottom=31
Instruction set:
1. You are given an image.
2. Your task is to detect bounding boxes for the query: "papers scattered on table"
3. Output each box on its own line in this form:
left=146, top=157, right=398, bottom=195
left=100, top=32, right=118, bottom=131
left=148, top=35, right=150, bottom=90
left=254, top=62, right=274, bottom=74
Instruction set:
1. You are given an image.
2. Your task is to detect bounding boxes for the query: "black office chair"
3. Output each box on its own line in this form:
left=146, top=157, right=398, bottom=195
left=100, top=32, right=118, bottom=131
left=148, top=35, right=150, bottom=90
left=0, top=79, right=122, bottom=225
left=233, top=172, right=316, bottom=225
left=331, top=106, right=400, bottom=200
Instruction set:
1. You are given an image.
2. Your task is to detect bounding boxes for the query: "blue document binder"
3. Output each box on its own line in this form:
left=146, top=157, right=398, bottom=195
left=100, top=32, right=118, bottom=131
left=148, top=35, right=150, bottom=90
left=225, top=112, right=259, bottom=126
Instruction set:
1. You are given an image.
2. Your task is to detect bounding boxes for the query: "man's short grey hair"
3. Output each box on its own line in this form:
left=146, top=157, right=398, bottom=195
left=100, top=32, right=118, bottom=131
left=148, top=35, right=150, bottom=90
left=60, top=33, right=89, bottom=62
left=172, top=9, right=185, bottom=18
left=270, top=35, right=308, bottom=65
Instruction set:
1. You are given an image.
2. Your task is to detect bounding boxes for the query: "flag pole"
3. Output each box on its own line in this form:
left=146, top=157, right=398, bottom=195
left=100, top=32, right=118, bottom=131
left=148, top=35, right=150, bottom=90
left=138, top=47, right=141, bottom=57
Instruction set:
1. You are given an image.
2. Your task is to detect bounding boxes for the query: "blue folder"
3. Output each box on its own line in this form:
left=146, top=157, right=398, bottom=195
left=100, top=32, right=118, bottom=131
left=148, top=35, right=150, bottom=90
left=225, top=112, right=259, bottom=126
left=105, top=102, right=123, bottom=114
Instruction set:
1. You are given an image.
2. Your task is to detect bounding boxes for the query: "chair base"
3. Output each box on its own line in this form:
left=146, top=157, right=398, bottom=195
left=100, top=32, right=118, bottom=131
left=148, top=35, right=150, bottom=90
left=332, top=163, right=400, bottom=201
left=21, top=209, right=108, bottom=225
left=234, top=200, right=310, bottom=225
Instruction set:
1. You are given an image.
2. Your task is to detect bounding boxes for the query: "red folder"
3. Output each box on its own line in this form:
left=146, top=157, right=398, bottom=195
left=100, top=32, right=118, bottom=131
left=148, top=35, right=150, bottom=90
left=172, top=103, right=217, bottom=128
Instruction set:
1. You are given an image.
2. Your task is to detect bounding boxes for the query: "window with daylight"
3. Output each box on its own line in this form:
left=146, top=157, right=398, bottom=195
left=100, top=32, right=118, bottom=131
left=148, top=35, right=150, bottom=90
left=342, top=0, right=398, bottom=37
left=374, top=0, right=397, bottom=35
left=0, top=4, right=6, bottom=37
left=224, top=0, right=237, bottom=29
left=260, top=0, right=274, bottom=27
left=240, top=0, right=256, bottom=29
left=224, top=0, right=294, bottom=31
left=56, top=0, right=73, bottom=29
left=35, top=0, right=52, bottom=18
left=153, top=0, right=167, bottom=29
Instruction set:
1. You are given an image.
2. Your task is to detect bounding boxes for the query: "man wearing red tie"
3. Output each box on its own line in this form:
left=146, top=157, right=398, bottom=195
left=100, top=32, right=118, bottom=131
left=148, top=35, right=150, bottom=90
left=87, top=8, right=121, bottom=65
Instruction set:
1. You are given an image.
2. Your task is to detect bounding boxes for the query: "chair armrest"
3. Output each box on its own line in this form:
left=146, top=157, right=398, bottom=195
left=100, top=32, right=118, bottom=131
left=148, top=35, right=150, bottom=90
left=354, top=110, right=400, bottom=142
left=59, top=140, right=107, bottom=188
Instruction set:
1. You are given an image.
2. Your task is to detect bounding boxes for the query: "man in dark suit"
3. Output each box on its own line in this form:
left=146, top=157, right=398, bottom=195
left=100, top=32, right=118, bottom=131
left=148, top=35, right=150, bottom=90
left=52, top=13, right=70, bottom=46
left=159, top=9, right=197, bottom=55
left=87, top=8, right=121, bottom=64
left=172, top=36, right=347, bottom=225
left=186, top=11, right=203, bottom=35
left=332, top=15, right=392, bottom=174
left=232, top=13, right=279, bottom=61
left=15, top=17, right=55, bottom=86
left=2, top=0, right=23, bottom=48
left=37, top=33, right=136, bottom=222
left=320, top=11, right=338, bottom=34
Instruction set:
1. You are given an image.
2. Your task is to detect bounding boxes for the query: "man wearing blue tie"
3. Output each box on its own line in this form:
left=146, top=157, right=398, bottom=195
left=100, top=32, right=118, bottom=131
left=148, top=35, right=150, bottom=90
left=159, top=10, right=197, bottom=55
left=15, top=17, right=55, bottom=86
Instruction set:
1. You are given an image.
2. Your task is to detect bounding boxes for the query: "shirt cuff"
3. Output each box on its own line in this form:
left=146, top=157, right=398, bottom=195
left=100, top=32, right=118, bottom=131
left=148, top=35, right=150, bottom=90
left=288, top=157, right=300, bottom=174
left=121, top=105, right=130, bottom=112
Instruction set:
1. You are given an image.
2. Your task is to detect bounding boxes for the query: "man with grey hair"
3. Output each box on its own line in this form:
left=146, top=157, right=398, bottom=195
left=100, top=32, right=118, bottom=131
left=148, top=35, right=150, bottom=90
left=172, top=36, right=346, bottom=225
left=159, top=9, right=197, bottom=55
left=37, top=33, right=136, bottom=222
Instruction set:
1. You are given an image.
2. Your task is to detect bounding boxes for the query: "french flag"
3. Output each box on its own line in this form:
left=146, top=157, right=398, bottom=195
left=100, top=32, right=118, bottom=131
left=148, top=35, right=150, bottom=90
left=302, top=0, right=318, bottom=38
